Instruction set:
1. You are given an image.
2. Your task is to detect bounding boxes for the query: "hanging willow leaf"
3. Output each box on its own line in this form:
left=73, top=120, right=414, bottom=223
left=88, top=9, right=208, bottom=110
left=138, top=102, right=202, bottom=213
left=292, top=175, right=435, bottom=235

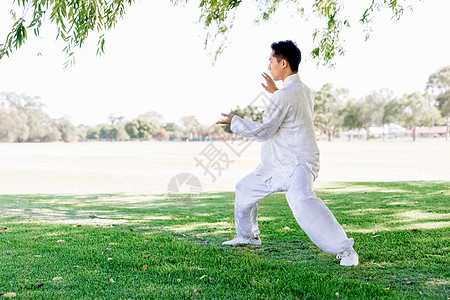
left=1, top=0, right=420, bottom=67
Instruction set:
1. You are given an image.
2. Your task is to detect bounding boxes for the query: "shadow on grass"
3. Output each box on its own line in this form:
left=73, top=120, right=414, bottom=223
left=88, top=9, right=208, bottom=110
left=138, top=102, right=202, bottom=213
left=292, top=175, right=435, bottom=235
left=0, top=181, right=448, bottom=242
left=0, top=181, right=448, bottom=239
left=0, top=181, right=448, bottom=298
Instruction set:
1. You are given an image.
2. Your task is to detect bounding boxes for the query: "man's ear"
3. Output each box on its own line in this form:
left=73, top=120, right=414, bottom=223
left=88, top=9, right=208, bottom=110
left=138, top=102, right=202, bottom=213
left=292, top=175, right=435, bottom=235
left=281, top=59, right=288, bottom=69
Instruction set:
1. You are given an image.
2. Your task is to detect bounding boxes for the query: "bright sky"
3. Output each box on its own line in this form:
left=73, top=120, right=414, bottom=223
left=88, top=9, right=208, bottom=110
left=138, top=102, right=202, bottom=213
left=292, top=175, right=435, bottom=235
left=0, top=0, right=449, bottom=126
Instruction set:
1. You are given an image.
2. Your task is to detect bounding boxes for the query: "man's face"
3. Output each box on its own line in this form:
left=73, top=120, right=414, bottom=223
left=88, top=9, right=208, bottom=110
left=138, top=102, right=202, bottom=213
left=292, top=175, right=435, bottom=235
left=268, top=50, right=284, bottom=81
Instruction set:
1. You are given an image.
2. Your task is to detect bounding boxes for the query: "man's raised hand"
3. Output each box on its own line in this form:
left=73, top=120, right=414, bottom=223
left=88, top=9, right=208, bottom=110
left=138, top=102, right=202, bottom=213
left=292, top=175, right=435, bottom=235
left=261, top=72, right=278, bottom=93
left=216, top=113, right=234, bottom=125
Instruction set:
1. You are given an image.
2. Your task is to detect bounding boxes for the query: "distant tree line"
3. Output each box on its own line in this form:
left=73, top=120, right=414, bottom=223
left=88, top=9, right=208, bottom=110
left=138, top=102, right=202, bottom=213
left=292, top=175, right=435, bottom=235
left=1, top=65, right=448, bottom=143
left=0, top=92, right=229, bottom=142
left=311, top=85, right=442, bottom=141
left=77, top=113, right=228, bottom=142
left=310, top=65, right=449, bottom=141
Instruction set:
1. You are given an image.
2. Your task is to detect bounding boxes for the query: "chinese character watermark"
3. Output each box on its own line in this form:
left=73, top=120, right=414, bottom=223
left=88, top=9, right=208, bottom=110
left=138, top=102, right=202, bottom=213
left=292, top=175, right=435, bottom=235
left=194, top=142, right=233, bottom=182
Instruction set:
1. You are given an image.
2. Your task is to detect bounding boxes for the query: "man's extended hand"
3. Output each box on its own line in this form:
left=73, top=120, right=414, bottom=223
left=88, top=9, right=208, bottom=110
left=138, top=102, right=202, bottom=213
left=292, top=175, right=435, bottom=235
left=261, top=72, right=278, bottom=93
left=216, top=113, right=234, bottom=125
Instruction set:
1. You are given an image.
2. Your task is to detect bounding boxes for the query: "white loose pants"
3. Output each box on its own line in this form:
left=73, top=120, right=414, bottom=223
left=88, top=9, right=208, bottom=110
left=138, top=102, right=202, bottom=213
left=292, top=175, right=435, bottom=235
left=234, top=162, right=354, bottom=254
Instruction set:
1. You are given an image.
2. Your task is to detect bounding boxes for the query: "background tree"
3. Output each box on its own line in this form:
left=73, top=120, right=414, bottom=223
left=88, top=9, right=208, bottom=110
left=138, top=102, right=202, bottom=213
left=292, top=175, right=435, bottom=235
left=140, top=111, right=164, bottom=128
left=164, top=122, right=179, bottom=133
left=1, top=0, right=419, bottom=66
left=313, top=83, right=346, bottom=141
left=436, top=91, right=450, bottom=140
left=76, top=124, right=91, bottom=142
left=427, top=65, right=450, bottom=140
left=40, top=122, right=62, bottom=142
left=0, top=106, right=29, bottom=142
left=398, top=92, right=441, bottom=141
left=168, top=130, right=183, bottom=141
left=56, top=118, right=77, bottom=142
left=163, top=122, right=184, bottom=140
left=198, top=124, right=219, bottom=141
left=427, top=65, right=450, bottom=92
left=381, top=98, right=403, bottom=141
left=181, top=115, right=200, bottom=140
left=86, top=127, right=101, bottom=140
left=114, top=124, right=130, bottom=141
left=360, top=89, right=392, bottom=140
left=98, top=124, right=130, bottom=141
left=208, top=122, right=228, bottom=140
left=100, top=125, right=118, bottom=141
left=108, top=114, right=125, bottom=125
left=125, top=117, right=157, bottom=140
left=339, top=99, right=363, bottom=141
left=153, top=128, right=170, bottom=141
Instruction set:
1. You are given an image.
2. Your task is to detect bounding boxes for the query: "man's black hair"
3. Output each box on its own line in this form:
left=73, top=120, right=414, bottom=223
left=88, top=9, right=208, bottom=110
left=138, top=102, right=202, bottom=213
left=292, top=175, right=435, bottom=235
left=271, top=40, right=301, bottom=72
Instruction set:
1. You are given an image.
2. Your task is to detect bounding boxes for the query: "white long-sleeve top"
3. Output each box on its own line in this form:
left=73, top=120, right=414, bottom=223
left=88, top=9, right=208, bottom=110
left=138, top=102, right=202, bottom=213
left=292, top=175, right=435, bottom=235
left=230, top=73, right=320, bottom=186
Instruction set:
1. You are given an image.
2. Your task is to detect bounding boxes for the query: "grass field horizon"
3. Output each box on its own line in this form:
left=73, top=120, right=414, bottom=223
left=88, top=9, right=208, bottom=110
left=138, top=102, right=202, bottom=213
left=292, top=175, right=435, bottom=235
left=1, top=141, right=448, bottom=298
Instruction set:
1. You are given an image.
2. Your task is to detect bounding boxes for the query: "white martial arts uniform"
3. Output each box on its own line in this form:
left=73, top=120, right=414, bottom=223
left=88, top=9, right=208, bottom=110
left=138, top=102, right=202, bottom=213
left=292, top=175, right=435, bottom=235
left=230, top=73, right=354, bottom=254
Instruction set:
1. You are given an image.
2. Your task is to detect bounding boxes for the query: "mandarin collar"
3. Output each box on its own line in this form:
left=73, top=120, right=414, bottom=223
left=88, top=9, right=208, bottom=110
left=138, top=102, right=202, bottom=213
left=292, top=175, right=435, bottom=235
left=283, top=73, right=300, bottom=87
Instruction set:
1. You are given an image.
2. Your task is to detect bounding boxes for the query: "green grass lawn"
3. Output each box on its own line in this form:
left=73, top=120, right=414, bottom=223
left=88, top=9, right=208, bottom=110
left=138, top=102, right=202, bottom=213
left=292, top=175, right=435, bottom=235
left=0, top=182, right=448, bottom=299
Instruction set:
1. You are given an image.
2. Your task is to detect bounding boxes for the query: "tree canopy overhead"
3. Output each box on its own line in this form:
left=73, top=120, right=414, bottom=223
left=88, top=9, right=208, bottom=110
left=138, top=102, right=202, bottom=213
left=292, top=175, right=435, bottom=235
left=1, top=0, right=420, bottom=67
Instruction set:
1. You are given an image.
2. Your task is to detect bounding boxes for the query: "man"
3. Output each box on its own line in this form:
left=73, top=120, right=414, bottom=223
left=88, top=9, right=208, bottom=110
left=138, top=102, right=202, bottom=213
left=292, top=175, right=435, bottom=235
left=216, top=40, right=359, bottom=266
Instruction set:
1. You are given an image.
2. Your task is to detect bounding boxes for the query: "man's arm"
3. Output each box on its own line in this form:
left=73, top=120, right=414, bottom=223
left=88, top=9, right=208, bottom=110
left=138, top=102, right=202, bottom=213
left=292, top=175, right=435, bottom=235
left=217, top=92, right=289, bottom=142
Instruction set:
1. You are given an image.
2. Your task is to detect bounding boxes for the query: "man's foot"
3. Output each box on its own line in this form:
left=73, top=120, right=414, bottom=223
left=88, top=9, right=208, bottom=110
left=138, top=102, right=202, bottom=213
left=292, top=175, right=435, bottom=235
left=337, top=248, right=359, bottom=266
left=222, top=236, right=262, bottom=246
